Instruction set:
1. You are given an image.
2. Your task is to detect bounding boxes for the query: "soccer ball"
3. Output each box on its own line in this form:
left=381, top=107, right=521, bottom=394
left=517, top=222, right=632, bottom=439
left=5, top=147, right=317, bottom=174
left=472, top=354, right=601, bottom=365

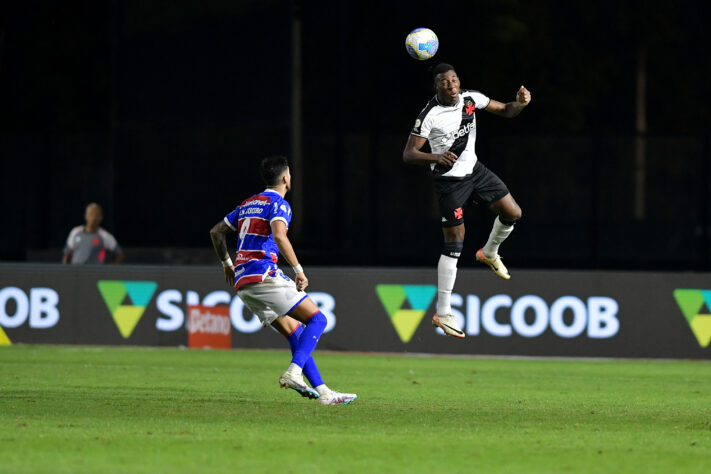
left=405, top=28, right=439, bottom=61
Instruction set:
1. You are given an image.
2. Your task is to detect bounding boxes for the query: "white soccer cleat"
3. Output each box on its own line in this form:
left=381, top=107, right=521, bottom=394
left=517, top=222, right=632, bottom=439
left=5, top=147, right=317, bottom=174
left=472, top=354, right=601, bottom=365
left=432, top=312, right=465, bottom=339
left=279, top=370, right=319, bottom=399
left=476, top=248, right=511, bottom=280
left=318, top=389, right=358, bottom=405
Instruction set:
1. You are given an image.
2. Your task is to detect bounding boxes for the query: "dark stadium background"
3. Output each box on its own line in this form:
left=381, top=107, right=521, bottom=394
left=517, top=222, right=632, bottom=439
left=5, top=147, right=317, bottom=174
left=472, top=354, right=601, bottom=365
left=1, top=0, right=709, bottom=270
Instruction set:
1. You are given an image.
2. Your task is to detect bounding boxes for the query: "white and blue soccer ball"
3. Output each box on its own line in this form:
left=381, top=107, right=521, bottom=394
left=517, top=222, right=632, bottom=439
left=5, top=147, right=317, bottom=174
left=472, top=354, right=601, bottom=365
left=405, top=28, right=439, bottom=61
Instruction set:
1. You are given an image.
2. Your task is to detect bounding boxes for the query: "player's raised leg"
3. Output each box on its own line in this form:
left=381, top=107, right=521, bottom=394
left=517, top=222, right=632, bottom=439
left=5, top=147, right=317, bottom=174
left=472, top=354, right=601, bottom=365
left=433, top=224, right=465, bottom=338
left=476, top=193, right=521, bottom=279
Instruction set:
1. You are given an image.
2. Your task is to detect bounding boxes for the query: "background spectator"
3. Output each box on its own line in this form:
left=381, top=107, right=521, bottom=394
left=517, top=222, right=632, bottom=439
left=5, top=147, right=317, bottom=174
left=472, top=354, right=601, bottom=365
left=62, top=203, right=124, bottom=264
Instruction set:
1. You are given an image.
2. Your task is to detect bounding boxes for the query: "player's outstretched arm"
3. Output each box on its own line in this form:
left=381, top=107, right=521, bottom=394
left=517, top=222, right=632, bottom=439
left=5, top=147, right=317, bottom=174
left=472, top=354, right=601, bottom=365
left=403, top=135, right=458, bottom=166
left=210, top=220, right=235, bottom=285
left=271, top=220, right=308, bottom=292
left=486, top=85, right=532, bottom=118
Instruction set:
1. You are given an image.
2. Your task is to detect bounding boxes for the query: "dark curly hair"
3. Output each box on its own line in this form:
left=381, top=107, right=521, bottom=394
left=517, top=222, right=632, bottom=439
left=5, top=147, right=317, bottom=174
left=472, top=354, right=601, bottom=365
left=259, top=155, right=289, bottom=187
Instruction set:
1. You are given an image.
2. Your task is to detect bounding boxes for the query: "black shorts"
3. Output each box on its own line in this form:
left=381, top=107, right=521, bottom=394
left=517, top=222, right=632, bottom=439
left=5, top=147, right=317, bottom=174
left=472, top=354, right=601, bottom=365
left=434, top=161, right=510, bottom=228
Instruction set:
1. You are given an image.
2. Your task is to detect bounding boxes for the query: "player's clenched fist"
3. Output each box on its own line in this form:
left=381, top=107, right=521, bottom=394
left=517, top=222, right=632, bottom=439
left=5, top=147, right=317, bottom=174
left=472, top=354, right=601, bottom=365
left=517, top=85, right=531, bottom=106
left=295, top=273, right=308, bottom=292
left=437, top=151, right=458, bottom=166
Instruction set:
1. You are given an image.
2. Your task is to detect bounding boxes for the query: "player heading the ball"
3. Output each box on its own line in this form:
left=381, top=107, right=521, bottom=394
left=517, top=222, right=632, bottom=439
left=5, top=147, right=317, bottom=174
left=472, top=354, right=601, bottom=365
left=403, top=63, right=531, bottom=339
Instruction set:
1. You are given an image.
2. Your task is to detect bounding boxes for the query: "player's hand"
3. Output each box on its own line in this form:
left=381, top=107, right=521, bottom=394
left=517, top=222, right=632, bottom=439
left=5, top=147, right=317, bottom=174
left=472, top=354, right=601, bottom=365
left=517, top=85, right=531, bottom=106
left=436, top=151, right=458, bottom=166
left=223, top=266, right=235, bottom=286
left=295, top=272, right=308, bottom=292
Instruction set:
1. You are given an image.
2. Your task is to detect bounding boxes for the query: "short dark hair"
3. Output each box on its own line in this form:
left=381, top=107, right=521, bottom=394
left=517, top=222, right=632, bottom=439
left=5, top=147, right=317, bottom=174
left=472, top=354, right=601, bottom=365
left=259, top=155, right=289, bottom=186
left=431, top=63, right=455, bottom=80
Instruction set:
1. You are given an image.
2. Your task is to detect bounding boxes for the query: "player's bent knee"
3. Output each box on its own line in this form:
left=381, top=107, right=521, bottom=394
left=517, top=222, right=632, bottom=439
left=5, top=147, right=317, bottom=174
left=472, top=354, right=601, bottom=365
left=500, top=214, right=521, bottom=226
left=306, top=311, right=327, bottom=329
left=443, top=225, right=465, bottom=241
left=443, top=241, right=464, bottom=259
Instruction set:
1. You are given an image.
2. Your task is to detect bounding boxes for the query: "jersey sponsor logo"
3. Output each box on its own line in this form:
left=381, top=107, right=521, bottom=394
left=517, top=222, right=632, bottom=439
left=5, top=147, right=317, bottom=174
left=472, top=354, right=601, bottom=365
left=242, top=198, right=270, bottom=207
left=235, top=250, right=266, bottom=263
left=442, top=121, right=475, bottom=143
left=414, top=119, right=421, bottom=129
left=97, top=281, right=158, bottom=339
left=673, top=289, right=711, bottom=348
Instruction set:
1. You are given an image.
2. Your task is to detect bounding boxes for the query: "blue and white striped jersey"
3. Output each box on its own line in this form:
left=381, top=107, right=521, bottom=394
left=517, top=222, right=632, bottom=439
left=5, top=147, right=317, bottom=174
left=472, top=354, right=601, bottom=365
left=223, top=189, right=292, bottom=290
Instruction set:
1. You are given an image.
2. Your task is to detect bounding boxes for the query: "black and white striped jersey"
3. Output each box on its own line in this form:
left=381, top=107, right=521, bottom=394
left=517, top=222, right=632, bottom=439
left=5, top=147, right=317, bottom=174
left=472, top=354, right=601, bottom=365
left=411, top=90, right=490, bottom=179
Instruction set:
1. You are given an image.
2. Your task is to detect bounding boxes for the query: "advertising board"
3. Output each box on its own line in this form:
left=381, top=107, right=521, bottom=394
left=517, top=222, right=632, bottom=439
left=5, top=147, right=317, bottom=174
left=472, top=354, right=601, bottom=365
left=1, top=264, right=709, bottom=358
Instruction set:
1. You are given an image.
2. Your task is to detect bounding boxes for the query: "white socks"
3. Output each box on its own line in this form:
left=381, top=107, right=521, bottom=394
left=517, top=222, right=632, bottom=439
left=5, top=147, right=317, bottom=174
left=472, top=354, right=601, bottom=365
left=482, top=216, right=514, bottom=258
left=437, top=255, right=458, bottom=316
left=315, top=384, right=330, bottom=397
left=437, top=216, right=514, bottom=315
left=287, top=362, right=302, bottom=376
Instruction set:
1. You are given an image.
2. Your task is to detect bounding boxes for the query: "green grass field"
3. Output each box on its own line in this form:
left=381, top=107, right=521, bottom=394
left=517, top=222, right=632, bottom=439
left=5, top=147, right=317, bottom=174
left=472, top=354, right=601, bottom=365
left=1, top=345, right=710, bottom=473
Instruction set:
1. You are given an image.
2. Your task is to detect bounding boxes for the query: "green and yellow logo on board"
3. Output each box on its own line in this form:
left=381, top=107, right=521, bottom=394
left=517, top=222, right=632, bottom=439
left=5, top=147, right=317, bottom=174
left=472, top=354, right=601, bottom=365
left=673, top=289, right=711, bottom=348
left=375, top=285, right=437, bottom=343
left=97, top=281, right=157, bottom=339
left=0, top=324, right=10, bottom=346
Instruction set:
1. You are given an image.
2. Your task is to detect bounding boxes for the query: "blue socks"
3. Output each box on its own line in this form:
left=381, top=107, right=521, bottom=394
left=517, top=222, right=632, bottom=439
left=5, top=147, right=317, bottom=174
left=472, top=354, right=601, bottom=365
left=286, top=312, right=326, bottom=386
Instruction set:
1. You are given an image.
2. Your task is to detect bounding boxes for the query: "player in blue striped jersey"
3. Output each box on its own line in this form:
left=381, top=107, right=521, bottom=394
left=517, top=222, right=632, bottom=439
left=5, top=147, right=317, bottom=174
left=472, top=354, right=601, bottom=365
left=210, top=155, right=356, bottom=405
left=226, top=189, right=292, bottom=291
